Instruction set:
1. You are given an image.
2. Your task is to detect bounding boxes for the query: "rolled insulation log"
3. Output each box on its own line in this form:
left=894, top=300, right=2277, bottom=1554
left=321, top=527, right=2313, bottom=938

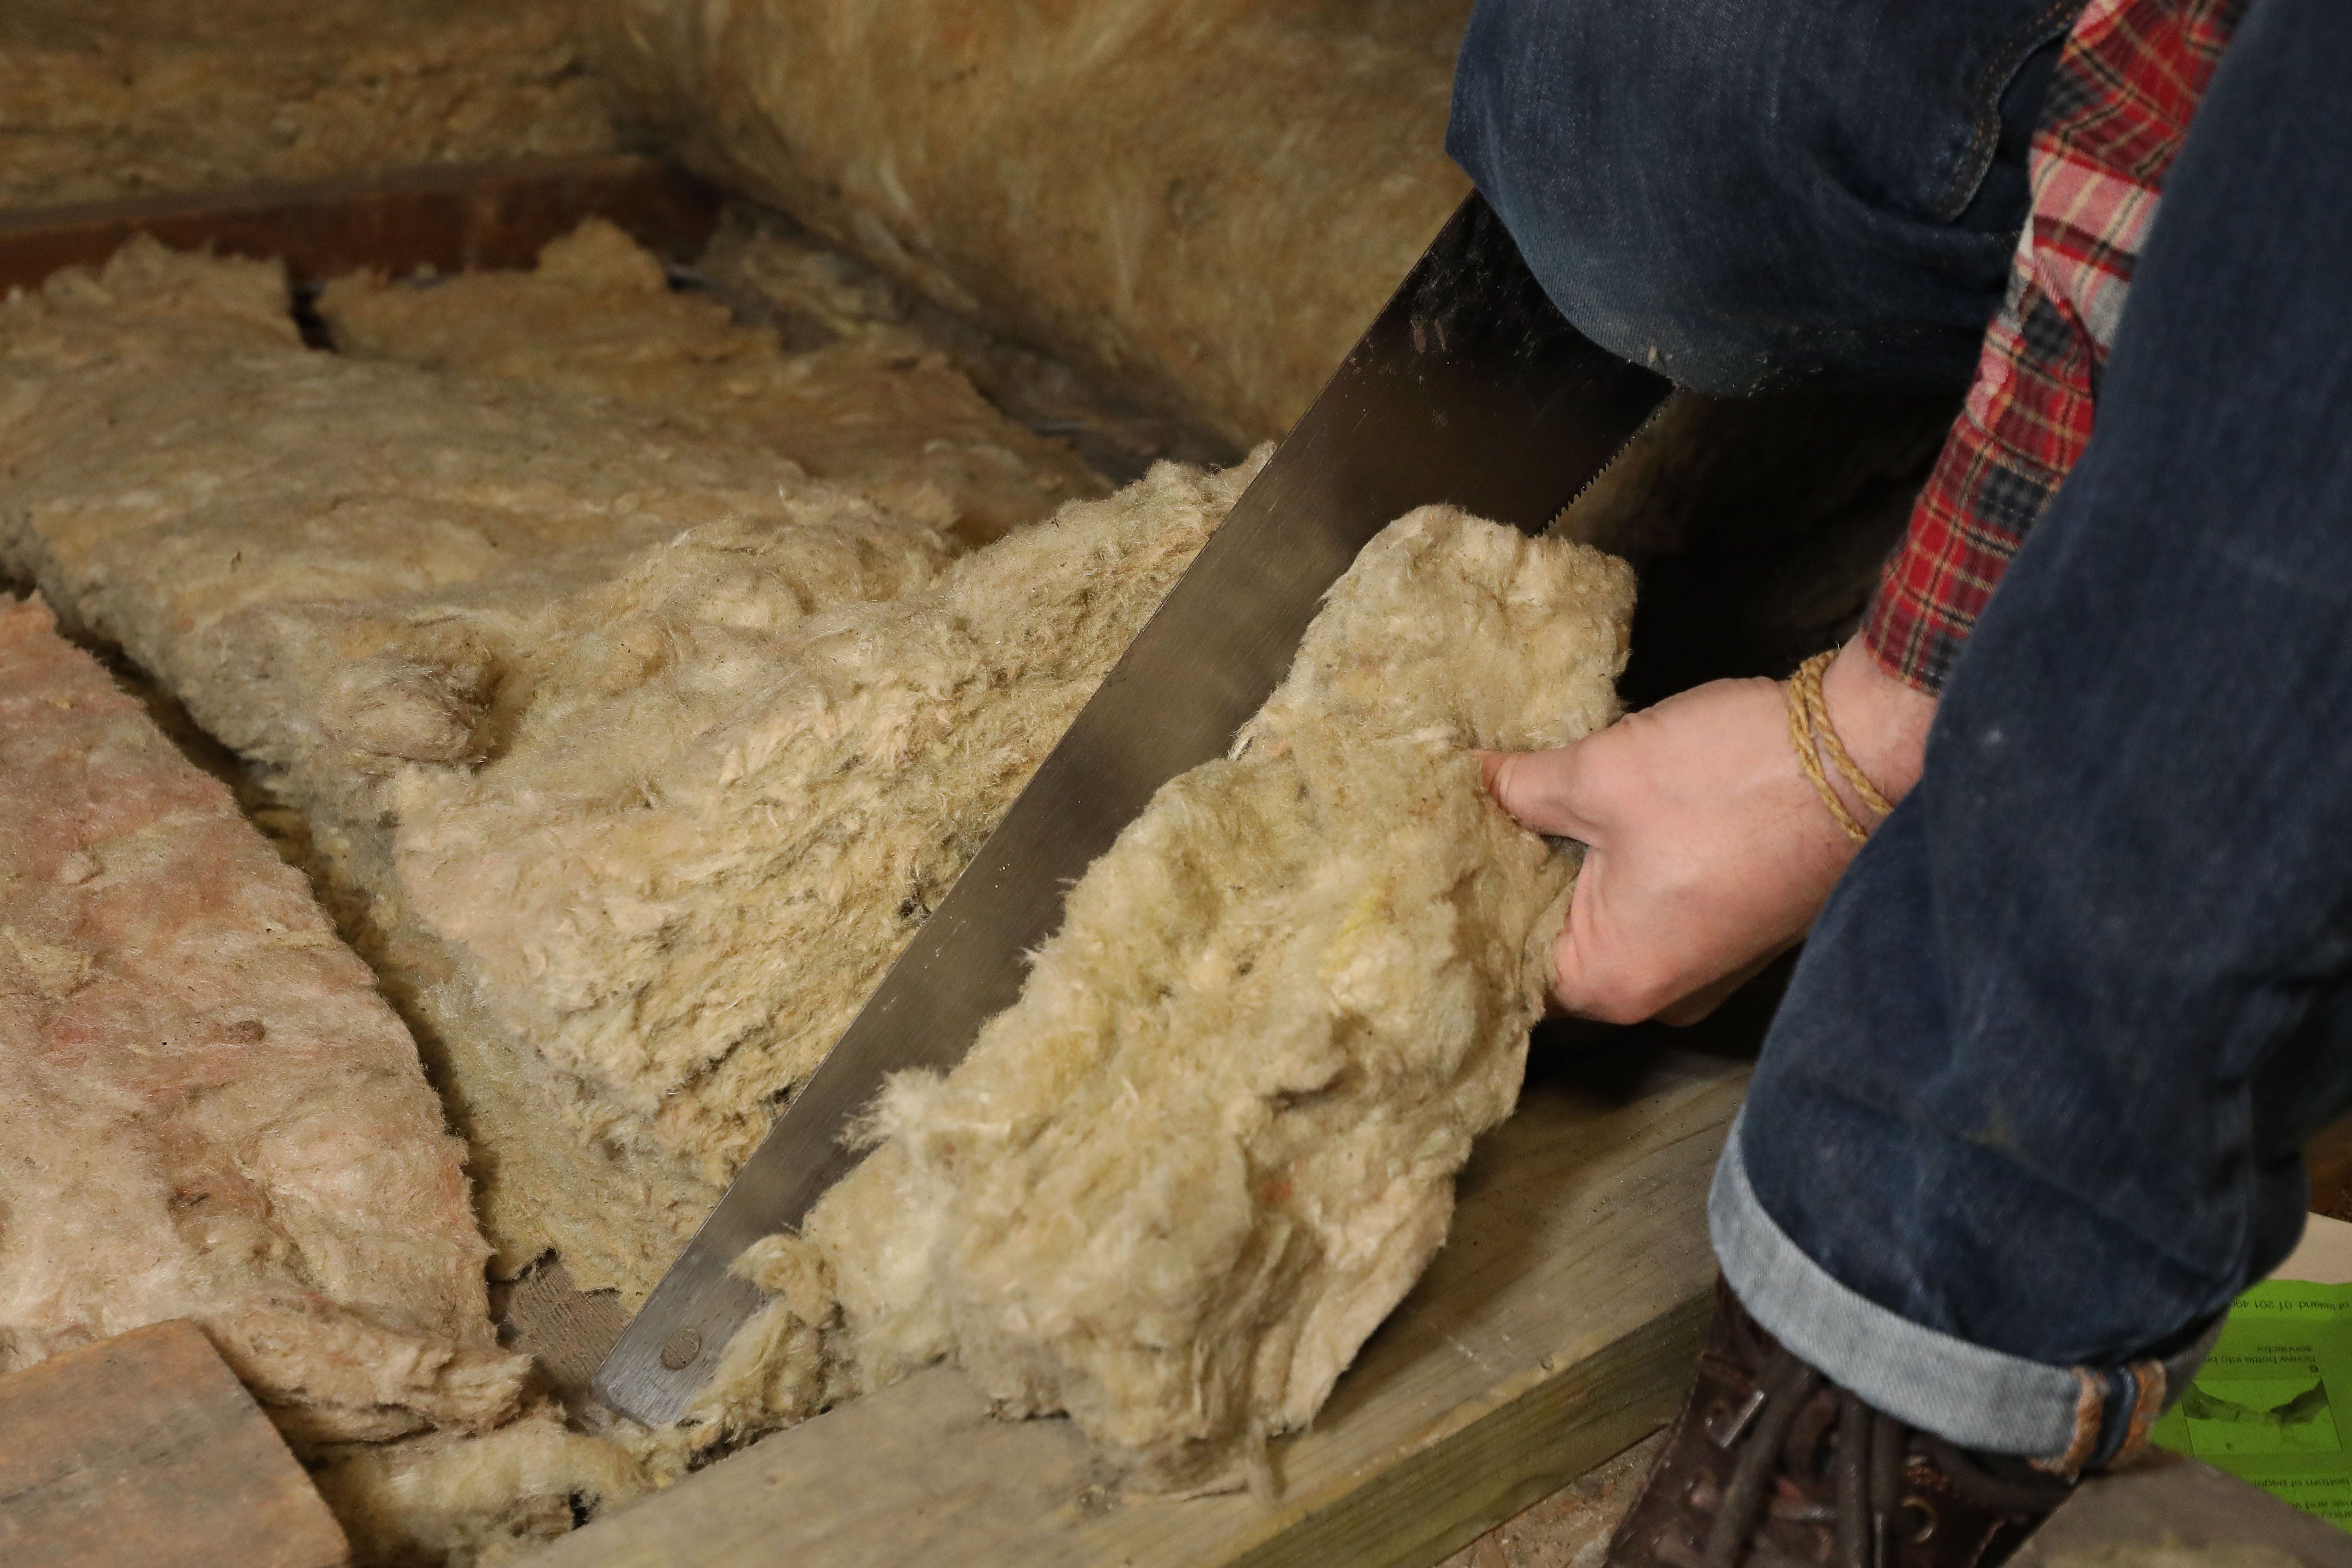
left=588, top=0, right=1474, bottom=446
left=0, top=0, right=618, bottom=209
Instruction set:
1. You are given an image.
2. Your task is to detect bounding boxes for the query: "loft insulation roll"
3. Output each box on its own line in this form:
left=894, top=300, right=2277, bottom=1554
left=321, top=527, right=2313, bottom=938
left=0, top=592, right=526, bottom=1446
left=0, top=0, right=618, bottom=209
left=589, top=0, right=1475, bottom=447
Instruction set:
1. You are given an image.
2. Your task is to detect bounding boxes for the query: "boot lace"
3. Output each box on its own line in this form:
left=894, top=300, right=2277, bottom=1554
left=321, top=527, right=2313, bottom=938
left=1698, top=1322, right=2069, bottom=1568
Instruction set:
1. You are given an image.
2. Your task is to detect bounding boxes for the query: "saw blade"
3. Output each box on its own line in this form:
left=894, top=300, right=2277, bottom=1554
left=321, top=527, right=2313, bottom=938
left=593, top=193, right=1670, bottom=1425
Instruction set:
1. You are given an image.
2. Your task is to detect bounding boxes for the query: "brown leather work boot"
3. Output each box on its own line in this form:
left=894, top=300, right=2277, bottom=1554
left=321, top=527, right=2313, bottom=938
left=1606, top=1282, right=2073, bottom=1568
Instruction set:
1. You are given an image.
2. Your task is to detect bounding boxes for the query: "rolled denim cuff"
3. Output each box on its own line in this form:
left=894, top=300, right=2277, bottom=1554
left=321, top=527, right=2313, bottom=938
left=1710, top=1111, right=2220, bottom=1470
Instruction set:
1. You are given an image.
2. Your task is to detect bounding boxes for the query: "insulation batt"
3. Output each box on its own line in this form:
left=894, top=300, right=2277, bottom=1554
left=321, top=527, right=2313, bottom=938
left=318, top=220, right=1104, bottom=547
left=0, top=236, right=1138, bottom=1316
left=0, top=0, right=617, bottom=209
left=589, top=0, right=1473, bottom=446
left=0, top=235, right=1181, bottom=1307
left=0, top=594, right=529, bottom=1447
left=710, top=509, right=1636, bottom=1490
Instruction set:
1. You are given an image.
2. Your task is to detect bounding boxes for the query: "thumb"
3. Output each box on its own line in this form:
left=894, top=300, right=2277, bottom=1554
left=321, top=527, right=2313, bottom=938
left=1478, top=745, right=1601, bottom=842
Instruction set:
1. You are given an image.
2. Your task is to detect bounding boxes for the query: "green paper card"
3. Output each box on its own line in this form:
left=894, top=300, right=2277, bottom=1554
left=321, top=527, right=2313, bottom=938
left=2153, top=1280, right=2352, bottom=1531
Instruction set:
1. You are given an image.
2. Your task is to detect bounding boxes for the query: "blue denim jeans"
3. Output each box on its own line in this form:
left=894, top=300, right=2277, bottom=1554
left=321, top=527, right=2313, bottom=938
left=1455, top=0, right=2352, bottom=1466
left=1448, top=0, right=2080, bottom=394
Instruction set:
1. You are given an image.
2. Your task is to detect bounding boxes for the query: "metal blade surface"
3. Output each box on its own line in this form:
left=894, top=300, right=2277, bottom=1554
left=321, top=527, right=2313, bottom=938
left=594, top=194, right=1670, bottom=1424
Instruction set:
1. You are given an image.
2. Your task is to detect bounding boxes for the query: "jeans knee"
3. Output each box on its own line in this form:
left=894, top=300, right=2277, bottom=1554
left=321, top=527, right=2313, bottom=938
left=1448, top=0, right=1782, bottom=391
left=1448, top=0, right=2070, bottom=393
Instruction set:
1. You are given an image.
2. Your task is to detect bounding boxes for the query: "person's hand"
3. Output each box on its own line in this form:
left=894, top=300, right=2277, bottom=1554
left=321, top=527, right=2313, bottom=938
left=1482, top=638, right=1935, bottom=1024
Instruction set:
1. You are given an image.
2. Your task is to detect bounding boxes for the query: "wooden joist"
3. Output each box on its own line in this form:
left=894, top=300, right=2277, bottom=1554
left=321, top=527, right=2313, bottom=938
left=0, top=1320, right=349, bottom=1568
left=0, top=153, right=721, bottom=294
left=2017, top=1455, right=2352, bottom=1568
left=542, top=1049, right=1745, bottom=1568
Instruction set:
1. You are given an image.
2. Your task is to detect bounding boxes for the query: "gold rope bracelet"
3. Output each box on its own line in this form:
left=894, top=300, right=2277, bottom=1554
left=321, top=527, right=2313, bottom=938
left=1785, top=650, right=1895, bottom=845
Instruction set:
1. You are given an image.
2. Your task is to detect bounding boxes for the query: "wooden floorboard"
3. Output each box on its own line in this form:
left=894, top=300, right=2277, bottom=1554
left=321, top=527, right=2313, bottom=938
left=2014, top=1453, right=2352, bottom=1568
left=0, top=1320, right=349, bottom=1568
left=540, top=1048, right=1744, bottom=1568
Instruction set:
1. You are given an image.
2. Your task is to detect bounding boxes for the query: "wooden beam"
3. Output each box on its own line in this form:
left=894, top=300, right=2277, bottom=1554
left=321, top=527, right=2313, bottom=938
left=537, top=1049, right=1744, bottom=1568
left=0, top=1319, right=349, bottom=1568
left=0, top=153, right=722, bottom=293
left=2013, top=1454, right=2352, bottom=1568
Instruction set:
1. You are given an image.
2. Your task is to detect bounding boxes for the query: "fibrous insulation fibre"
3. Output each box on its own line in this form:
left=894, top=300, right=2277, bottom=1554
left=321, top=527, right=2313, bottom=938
left=317, top=220, right=1102, bottom=547
left=0, top=0, right=617, bottom=209
left=588, top=0, right=1473, bottom=445
left=0, top=225, right=1640, bottom=1540
left=0, top=235, right=1174, bottom=1305
left=706, top=507, right=1635, bottom=1490
left=0, top=594, right=526, bottom=1446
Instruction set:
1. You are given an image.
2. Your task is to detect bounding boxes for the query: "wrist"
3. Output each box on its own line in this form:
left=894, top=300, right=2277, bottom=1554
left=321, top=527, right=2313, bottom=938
left=1819, top=637, right=1936, bottom=804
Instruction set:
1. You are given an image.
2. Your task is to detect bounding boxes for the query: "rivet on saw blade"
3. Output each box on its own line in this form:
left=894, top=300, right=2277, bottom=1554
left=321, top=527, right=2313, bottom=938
left=659, top=1326, right=703, bottom=1370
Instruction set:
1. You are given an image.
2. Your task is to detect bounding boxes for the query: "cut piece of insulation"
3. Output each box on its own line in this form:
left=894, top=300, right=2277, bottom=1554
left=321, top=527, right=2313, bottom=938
left=707, top=507, right=1635, bottom=1490
left=587, top=0, right=1473, bottom=446
left=0, top=0, right=617, bottom=209
left=0, top=593, right=527, bottom=1447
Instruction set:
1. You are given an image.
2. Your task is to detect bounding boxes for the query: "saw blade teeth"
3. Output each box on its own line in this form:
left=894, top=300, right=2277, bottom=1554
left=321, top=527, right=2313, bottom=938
left=1547, top=389, right=1679, bottom=536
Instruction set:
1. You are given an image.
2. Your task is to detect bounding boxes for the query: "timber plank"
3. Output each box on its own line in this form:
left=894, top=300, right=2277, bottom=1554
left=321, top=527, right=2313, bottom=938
left=2013, top=1454, right=2352, bottom=1568
left=0, top=1318, right=348, bottom=1568
left=540, top=1049, right=1743, bottom=1568
left=0, top=153, right=720, bottom=293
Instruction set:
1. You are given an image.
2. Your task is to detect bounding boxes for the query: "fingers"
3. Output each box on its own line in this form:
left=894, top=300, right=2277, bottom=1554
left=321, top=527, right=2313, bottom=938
left=1491, top=676, right=1846, bottom=1027
left=1545, top=860, right=1677, bottom=1025
left=1552, top=894, right=1785, bottom=1026
left=1478, top=744, right=1603, bottom=843
left=1655, top=947, right=1786, bottom=1026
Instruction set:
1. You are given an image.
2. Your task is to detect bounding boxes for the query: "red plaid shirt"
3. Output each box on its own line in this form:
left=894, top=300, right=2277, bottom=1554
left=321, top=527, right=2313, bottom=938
left=1861, top=0, right=2246, bottom=691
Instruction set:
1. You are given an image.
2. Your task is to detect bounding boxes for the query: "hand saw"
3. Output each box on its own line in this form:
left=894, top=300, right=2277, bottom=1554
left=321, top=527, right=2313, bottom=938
left=594, top=193, right=1670, bottom=1425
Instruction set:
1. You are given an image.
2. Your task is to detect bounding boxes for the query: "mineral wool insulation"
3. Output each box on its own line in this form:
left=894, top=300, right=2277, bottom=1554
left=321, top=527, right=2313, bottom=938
left=700, top=507, right=1635, bottom=1489
left=0, top=0, right=617, bottom=209
left=0, top=593, right=644, bottom=1566
left=317, top=220, right=1103, bottom=547
left=0, top=592, right=526, bottom=1445
left=589, top=0, right=1474, bottom=446
left=0, top=230, right=1639, bottom=1539
left=0, top=233, right=1224, bottom=1306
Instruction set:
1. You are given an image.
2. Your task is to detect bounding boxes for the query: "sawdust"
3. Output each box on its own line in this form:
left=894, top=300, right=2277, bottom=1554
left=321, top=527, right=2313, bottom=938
left=587, top=0, right=1474, bottom=446
left=0, top=594, right=526, bottom=1447
left=317, top=220, right=1103, bottom=547
left=704, top=509, right=1634, bottom=1490
left=0, top=0, right=617, bottom=210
